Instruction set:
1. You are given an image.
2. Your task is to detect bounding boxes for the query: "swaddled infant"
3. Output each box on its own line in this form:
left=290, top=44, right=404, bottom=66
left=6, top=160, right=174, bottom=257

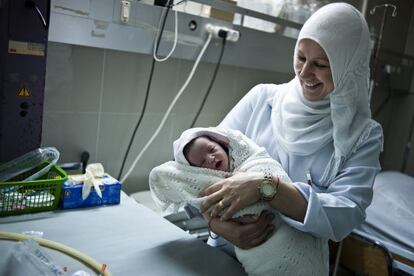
left=150, top=127, right=327, bottom=275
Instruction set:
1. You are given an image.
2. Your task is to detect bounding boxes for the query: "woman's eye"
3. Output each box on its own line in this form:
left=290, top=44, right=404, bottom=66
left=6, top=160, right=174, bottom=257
left=297, top=55, right=305, bottom=62
left=315, top=63, right=328, bottom=68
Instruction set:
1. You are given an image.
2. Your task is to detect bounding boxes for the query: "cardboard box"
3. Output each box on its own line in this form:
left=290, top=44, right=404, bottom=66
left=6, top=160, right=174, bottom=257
left=60, top=175, right=121, bottom=209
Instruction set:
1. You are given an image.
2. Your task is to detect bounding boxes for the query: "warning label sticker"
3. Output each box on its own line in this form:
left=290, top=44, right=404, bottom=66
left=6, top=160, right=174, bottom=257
left=17, top=86, right=31, bottom=97
left=8, top=40, right=45, bottom=56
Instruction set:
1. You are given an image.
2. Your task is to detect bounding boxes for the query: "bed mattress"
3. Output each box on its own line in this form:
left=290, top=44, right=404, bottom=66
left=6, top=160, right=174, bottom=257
left=355, top=171, right=414, bottom=269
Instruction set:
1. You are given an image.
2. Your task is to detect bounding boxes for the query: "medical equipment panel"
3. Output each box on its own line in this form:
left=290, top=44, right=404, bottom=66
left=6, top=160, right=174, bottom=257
left=0, top=0, right=50, bottom=161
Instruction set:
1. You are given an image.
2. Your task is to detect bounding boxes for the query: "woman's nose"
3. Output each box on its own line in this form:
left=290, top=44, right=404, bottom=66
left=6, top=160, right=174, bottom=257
left=299, top=62, right=313, bottom=78
left=207, top=155, right=216, bottom=164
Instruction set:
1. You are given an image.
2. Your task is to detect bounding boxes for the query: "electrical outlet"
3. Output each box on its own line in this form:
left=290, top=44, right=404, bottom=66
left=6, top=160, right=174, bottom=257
left=120, top=0, right=131, bottom=24
left=205, top=23, right=240, bottom=42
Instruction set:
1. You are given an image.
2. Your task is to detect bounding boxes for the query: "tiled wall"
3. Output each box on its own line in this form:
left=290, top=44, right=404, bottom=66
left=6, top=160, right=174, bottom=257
left=42, top=42, right=293, bottom=194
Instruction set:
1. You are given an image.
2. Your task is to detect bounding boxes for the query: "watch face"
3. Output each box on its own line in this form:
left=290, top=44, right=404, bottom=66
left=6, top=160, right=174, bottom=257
left=263, top=183, right=275, bottom=196
left=261, top=181, right=276, bottom=201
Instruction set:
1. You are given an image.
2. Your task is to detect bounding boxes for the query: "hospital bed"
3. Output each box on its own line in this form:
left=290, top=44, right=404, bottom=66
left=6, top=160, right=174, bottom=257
left=335, top=171, right=414, bottom=275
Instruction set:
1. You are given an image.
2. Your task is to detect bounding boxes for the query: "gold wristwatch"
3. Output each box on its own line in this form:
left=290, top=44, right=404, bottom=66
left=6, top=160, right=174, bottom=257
left=259, top=172, right=278, bottom=201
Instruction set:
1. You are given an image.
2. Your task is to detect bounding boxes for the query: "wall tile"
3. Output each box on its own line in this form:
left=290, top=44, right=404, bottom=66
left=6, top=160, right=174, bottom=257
left=145, top=57, right=181, bottom=113
left=41, top=111, right=99, bottom=164
left=96, top=112, right=176, bottom=193
left=102, top=50, right=152, bottom=113
left=45, top=43, right=104, bottom=113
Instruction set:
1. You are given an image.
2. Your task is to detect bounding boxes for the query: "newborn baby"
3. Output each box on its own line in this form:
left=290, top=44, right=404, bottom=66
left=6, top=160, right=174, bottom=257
left=184, top=135, right=229, bottom=172
left=150, top=127, right=327, bottom=276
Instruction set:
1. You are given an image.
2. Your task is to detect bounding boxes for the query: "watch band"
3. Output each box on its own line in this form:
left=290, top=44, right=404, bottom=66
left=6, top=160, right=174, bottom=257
left=264, top=172, right=280, bottom=189
left=263, top=171, right=273, bottom=183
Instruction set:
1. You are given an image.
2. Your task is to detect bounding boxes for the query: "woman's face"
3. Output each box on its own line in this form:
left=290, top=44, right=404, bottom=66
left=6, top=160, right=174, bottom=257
left=185, top=136, right=229, bottom=171
left=294, top=39, right=334, bottom=101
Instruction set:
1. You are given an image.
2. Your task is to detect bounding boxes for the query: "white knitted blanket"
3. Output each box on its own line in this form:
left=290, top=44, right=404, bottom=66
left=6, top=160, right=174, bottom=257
left=149, top=129, right=327, bottom=275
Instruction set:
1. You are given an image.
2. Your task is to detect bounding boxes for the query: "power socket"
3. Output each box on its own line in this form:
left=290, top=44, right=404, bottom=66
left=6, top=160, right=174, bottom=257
left=205, top=23, right=240, bottom=42
left=120, top=0, right=131, bottom=24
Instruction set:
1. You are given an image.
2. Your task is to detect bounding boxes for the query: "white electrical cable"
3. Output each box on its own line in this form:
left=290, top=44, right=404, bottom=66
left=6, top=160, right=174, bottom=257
left=153, top=9, right=178, bottom=62
left=121, top=33, right=213, bottom=184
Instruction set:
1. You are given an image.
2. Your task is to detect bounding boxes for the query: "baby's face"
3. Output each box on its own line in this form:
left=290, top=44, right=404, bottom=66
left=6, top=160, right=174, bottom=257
left=186, top=137, right=229, bottom=171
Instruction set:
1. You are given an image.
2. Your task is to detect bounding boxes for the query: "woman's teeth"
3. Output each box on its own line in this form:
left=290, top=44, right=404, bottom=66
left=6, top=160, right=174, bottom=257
left=304, top=81, right=321, bottom=89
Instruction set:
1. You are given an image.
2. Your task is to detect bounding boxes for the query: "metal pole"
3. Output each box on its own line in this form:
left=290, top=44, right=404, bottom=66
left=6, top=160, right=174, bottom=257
left=369, top=4, right=397, bottom=95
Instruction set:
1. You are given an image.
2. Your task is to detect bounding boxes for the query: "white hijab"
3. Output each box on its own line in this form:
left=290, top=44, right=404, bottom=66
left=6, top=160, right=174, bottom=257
left=273, top=3, right=373, bottom=164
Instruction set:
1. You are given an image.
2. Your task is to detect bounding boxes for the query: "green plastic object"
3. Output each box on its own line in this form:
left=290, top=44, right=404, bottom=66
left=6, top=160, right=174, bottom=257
left=0, top=163, right=67, bottom=217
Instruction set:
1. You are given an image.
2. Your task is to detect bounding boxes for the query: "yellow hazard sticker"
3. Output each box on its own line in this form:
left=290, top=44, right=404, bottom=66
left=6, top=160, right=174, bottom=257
left=17, top=86, right=31, bottom=97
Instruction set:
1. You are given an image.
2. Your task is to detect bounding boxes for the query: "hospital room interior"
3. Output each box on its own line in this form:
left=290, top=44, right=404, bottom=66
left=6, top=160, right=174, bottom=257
left=0, top=0, right=413, bottom=275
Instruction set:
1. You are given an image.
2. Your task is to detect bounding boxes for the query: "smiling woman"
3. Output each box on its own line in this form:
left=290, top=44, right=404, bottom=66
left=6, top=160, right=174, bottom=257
left=294, top=39, right=334, bottom=101
left=199, top=3, right=384, bottom=274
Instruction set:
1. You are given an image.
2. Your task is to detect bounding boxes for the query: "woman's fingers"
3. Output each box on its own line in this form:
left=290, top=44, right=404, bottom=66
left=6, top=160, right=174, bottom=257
left=200, top=190, right=224, bottom=213
left=204, top=211, right=274, bottom=249
left=249, top=213, right=275, bottom=247
left=199, top=182, right=222, bottom=197
left=249, top=223, right=275, bottom=248
left=200, top=172, right=262, bottom=216
left=209, top=196, right=234, bottom=217
left=220, top=198, right=242, bottom=220
left=232, top=212, right=274, bottom=249
left=244, top=212, right=272, bottom=237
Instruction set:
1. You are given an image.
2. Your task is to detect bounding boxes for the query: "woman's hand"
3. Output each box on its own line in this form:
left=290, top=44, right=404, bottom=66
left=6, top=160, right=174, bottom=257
left=203, top=211, right=275, bottom=249
left=200, top=172, right=263, bottom=221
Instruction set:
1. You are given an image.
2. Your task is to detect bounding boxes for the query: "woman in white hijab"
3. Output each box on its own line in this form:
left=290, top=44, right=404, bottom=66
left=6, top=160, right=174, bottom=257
left=199, top=1, right=383, bottom=268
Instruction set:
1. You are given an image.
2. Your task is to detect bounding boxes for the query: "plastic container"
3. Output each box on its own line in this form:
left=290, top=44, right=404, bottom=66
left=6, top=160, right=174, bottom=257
left=0, top=147, right=60, bottom=183
left=0, top=163, right=67, bottom=217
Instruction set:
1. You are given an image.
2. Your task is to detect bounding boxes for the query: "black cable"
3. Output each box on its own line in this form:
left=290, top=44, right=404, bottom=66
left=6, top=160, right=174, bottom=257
left=117, top=1, right=173, bottom=180
left=190, top=34, right=227, bottom=128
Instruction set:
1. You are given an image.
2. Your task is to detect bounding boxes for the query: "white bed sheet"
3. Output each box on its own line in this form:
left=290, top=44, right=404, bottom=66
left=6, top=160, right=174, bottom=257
left=355, top=171, right=414, bottom=265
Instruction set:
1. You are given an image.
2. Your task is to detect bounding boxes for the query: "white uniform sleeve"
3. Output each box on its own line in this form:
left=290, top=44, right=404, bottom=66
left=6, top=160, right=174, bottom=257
left=283, top=125, right=383, bottom=241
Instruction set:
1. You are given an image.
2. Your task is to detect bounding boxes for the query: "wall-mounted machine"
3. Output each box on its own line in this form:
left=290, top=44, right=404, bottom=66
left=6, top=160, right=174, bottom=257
left=0, top=0, right=50, bottom=161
